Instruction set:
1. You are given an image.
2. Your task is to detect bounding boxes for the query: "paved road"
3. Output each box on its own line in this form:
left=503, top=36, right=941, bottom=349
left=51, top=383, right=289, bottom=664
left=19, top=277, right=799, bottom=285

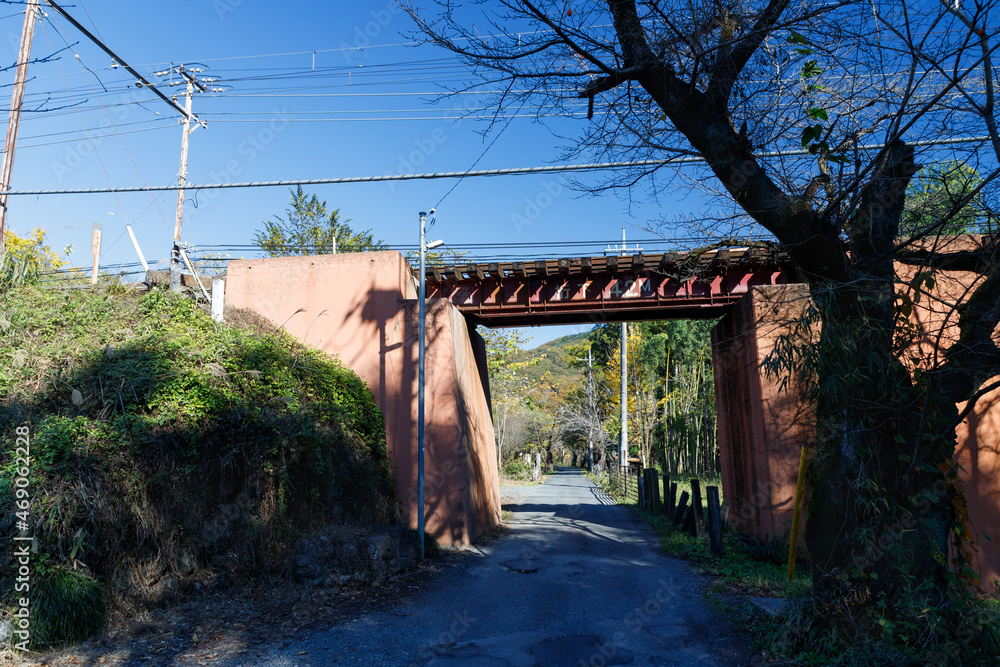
left=242, top=468, right=749, bottom=666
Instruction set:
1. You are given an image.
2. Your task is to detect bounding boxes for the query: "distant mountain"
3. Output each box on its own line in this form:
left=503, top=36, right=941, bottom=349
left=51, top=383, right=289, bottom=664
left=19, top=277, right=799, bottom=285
left=514, top=331, right=591, bottom=394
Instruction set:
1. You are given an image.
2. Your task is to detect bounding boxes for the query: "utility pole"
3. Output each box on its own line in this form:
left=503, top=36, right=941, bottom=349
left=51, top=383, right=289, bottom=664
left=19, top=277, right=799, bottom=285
left=0, top=0, right=39, bottom=256
left=171, top=74, right=197, bottom=292
left=605, top=227, right=642, bottom=467
left=619, top=227, right=628, bottom=467
left=587, top=346, right=594, bottom=472
left=156, top=65, right=221, bottom=291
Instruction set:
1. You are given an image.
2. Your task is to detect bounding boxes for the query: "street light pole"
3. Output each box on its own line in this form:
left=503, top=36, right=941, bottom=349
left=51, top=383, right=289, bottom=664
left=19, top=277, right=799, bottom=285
left=587, top=346, right=594, bottom=472
left=418, top=211, right=427, bottom=561
left=417, top=209, right=443, bottom=561
left=619, top=228, right=628, bottom=467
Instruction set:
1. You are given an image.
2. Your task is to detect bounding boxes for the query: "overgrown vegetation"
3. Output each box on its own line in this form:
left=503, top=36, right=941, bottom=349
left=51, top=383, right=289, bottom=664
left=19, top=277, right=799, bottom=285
left=0, top=286, right=398, bottom=648
left=500, top=458, right=532, bottom=481
left=600, top=474, right=810, bottom=598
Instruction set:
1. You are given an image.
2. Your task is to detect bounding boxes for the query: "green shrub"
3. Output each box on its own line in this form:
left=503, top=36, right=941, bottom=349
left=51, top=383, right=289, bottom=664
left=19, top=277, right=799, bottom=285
left=30, top=568, right=105, bottom=648
left=501, top=458, right=531, bottom=480
left=0, top=286, right=400, bottom=646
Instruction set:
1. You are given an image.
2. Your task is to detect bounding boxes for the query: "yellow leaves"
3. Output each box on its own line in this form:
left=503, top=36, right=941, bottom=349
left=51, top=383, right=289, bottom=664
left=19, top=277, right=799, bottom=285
left=4, top=227, right=67, bottom=269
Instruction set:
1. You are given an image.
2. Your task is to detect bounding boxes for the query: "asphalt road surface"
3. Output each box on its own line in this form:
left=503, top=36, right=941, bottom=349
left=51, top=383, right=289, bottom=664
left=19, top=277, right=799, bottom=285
left=229, top=467, right=749, bottom=667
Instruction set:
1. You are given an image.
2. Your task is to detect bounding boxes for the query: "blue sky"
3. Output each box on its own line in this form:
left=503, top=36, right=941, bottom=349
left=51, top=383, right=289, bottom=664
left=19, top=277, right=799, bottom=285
left=0, top=1, right=702, bottom=348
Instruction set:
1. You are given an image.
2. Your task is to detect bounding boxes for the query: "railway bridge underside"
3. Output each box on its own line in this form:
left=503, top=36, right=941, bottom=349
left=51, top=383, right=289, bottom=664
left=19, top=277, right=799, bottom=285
left=421, top=248, right=798, bottom=326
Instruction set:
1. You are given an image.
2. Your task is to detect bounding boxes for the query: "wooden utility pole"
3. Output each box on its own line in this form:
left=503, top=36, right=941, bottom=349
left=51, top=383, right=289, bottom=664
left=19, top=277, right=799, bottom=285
left=170, top=69, right=203, bottom=292
left=0, top=0, right=39, bottom=256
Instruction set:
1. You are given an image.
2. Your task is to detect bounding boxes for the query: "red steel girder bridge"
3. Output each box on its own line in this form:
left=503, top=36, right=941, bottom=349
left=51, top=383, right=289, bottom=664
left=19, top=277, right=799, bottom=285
left=415, top=246, right=801, bottom=327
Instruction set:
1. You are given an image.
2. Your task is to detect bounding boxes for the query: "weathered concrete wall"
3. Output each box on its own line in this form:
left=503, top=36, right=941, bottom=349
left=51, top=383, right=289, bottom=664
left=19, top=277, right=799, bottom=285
left=224, top=251, right=501, bottom=546
left=714, top=281, right=1000, bottom=593
left=712, top=284, right=814, bottom=539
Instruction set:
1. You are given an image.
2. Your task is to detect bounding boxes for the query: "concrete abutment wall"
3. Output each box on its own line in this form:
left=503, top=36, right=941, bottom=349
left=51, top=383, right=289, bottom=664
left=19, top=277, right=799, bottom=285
left=713, top=283, right=1000, bottom=592
left=224, top=251, right=501, bottom=546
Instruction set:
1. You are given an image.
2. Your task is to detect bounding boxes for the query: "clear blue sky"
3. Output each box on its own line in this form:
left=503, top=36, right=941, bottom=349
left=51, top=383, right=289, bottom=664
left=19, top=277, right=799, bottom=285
left=1, top=1, right=702, bottom=348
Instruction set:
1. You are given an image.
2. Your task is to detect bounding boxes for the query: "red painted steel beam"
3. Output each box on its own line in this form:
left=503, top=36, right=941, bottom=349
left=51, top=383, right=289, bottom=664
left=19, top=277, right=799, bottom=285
left=419, top=251, right=798, bottom=326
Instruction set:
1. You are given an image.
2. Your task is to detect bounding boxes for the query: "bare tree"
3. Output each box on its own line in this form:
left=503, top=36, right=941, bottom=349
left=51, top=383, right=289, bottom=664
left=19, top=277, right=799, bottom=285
left=407, top=0, right=1000, bottom=659
left=558, top=362, right=612, bottom=472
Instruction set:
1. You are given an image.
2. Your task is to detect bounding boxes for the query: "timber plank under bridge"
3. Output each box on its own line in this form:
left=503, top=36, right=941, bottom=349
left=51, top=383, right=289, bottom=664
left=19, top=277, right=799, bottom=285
left=414, top=246, right=800, bottom=326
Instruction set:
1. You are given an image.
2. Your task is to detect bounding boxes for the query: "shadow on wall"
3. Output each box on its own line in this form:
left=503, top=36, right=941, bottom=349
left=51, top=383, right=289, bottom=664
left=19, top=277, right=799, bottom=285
left=959, top=389, right=1000, bottom=594
left=224, top=251, right=501, bottom=547
left=333, top=288, right=460, bottom=541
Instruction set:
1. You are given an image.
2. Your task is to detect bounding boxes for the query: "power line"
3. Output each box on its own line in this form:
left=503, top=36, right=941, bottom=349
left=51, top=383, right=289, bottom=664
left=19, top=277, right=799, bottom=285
left=14, top=122, right=173, bottom=148
left=1, top=134, right=992, bottom=197
left=47, top=16, right=174, bottom=239
left=42, top=0, right=195, bottom=122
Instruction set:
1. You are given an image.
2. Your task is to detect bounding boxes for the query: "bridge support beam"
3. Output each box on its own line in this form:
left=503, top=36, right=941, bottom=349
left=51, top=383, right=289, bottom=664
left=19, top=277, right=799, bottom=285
left=223, top=251, right=502, bottom=547
left=712, top=283, right=1000, bottom=589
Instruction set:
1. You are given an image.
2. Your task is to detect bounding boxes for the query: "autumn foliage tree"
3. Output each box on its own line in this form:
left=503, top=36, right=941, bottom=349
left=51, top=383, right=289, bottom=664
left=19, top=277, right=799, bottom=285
left=408, top=1, right=1000, bottom=662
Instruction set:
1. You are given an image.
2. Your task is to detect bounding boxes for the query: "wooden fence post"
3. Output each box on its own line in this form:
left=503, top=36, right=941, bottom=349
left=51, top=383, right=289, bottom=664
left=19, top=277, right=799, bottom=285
left=706, top=486, right=724, bottom=557
left=648, top=469, right=661, bottom=513
left=668, top=482, right=677, bottom=519
left=672, top=491, right=689, bottom=525
left=687, top=479, right=705, bottom=537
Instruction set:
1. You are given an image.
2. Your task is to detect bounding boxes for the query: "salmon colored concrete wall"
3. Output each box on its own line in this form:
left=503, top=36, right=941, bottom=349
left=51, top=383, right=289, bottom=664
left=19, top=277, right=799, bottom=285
left=713, top=282, right=1000, bottom=593
left=223, top=251, right=501, bottom=546
left=712, top=284, right=814, bottom=539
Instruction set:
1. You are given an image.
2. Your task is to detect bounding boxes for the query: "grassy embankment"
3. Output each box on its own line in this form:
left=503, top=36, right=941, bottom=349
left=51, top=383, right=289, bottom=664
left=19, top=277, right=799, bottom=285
left=0, top=286, right=398, bottom=648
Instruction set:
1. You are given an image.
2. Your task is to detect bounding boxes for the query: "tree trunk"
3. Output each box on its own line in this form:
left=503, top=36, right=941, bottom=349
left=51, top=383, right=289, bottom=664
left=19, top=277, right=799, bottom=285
left=804, top=143, right=958, bottom=611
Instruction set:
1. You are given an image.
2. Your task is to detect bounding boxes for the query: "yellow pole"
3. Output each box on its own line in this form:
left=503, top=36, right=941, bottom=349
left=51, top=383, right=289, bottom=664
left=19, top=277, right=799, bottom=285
left=787, top=442, right=809, bottom=581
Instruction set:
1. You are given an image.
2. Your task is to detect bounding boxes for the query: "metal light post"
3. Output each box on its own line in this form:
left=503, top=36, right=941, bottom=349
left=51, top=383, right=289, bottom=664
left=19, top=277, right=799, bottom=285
left=619, top=228, right=628, bottom=467
left=417, top=210, right=443, bottom=561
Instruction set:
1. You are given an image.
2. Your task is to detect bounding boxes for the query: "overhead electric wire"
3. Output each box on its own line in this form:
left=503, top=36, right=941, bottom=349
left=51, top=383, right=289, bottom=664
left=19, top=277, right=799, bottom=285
left=46, top=14, right=174, bottom=239
left=3, top=134, right=993, bottom=197
left=204, top=113, right=593, bottom=122
left=17, top=116, right=170, bottom=141
left=14, top=122, right=174, bottom=148
left=37, top=18, right=140, bottom=255
left=193, top=236, right=711, bottom=251
left=132, top=26, right=601, bottom=68
left=42, top=0, right=195, bottom=121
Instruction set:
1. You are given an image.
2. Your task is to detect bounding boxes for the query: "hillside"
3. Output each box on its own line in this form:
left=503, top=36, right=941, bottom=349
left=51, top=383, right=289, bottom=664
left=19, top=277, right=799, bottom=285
left=0, top=286, right=400, bottom=648
left=515, top=331, right=591, bottom=392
